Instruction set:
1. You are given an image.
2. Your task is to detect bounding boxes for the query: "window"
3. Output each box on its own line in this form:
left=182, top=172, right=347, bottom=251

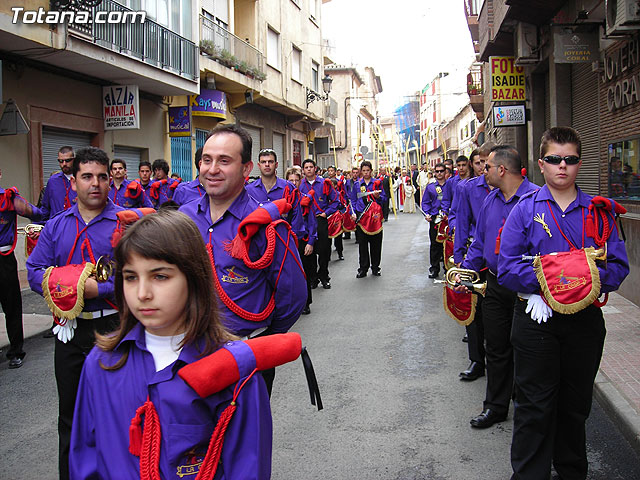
left=470, top=120, right=476, bottom=136
left=609, top=138, right=640, bottom=200
left=311, top=60, right=319, bottom=92
left=292, top=46, right=301, bottom=83
left=267, top=27, right=281, bottom=70
left=309, top=0, right=317, bottom=19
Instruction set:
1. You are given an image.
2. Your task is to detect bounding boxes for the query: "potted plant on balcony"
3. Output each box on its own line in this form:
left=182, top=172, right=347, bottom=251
left=220, top=49, right=234, bottom=68
left=199, top=40, right=216, bottom=58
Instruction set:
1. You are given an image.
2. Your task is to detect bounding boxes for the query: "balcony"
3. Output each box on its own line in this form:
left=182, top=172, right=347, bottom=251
left=467, top=63, right=484, bottom=116
left=199, top=16, right=265, bottom=82
left=464, top=0, right=480, bottom=47
left=64, top=0, right=198, bottom=82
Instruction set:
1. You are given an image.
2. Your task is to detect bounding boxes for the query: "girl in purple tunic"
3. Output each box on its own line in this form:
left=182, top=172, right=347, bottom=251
left=70, top=210, right=272, bottom=480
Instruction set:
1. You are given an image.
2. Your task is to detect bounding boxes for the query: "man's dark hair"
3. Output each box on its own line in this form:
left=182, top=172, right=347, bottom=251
left=539, top=127, right=581, bottom=159
left=490, top=145, right=521, bottom=173
left=327, top=165, right=336, bottom=170
left=206, top=124, right=253, bottom=164
left=302, top=158, right=316, bottom=168
left=58, top=146, right=74, bottom=156
left=110, top=159, right=126, bottom=170
left=361, top=160, right=373, bottom=170
left=72, top=147, right=109, bottom=176
left=152, top=159, right=170, bottom=175
left=444, top=158, right=454, bottom=166
left=434, top=162, right=445, bottom=170
left=456, top=155, right=469, bottom=164
left=138, top=160, right=152, bottom=171
left=258, top=148, right=277, bottom=163
left=194, top=147, right=203, bottom=171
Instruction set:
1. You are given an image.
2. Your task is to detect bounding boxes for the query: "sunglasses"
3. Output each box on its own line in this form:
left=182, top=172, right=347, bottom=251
left=58, top=158, right=74, bottom=164
left=542, top=155, right=580, bottom=165
left=435, top=169, right=445, bottom=173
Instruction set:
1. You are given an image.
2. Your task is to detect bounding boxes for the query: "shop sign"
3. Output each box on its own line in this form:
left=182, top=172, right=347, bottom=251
left=189, top=89, right=227, bottom=119
left=490, top=57, right=526, bottom=101
left=168, top=106, right=191, bottom=137
left=492, top=105, right=526, bottom=127
left=554, top=30, right=598, bottom=63
left=103, top=85, right=139, bottom=130
left=602, top=34, right=640, bottom=112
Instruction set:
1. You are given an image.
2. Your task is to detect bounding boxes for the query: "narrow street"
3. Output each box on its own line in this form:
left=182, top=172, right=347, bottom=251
left=1, top=213, right=639, bottom=479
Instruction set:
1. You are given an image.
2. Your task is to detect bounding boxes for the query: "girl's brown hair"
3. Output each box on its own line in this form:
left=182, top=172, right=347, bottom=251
left=97, top=210, right=235, bottom=370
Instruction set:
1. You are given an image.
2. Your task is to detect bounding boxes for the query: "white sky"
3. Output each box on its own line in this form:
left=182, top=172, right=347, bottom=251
left=322, top=0, right=477, bottom=116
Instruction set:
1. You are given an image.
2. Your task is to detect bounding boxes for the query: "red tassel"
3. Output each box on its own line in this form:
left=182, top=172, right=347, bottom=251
left=223, top=236, right=248, bottom=260
left=129, top=418, right=142, bottom=456
left=494, top=227, right=503, bottom=255
left=585, top=210, right=596, bottom=240
left=521, top=167, right=527, bottom=177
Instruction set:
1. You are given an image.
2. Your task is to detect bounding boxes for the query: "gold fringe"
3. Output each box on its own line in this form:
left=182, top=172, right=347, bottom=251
left=358, top=224, right=384, bottom=236
left=442, top=285, right=476, bottom=326
left=533, top=247, right=601, bottom=315
left=41, top=263, right=94, bottom=320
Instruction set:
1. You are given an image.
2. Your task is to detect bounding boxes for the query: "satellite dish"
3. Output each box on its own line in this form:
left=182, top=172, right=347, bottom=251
left=0, top=99, right=29, bottom=136
left=360, top=146, right=369, bottom=154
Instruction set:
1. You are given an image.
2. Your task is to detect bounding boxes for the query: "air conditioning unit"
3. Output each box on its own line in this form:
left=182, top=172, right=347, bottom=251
left=606, top=0, right=640, bottom=36
left=515, top=22, right=540, bottom=66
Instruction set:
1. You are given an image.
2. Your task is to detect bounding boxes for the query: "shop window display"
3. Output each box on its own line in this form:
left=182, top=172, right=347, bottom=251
left=609, top=138, right=640, bottom=200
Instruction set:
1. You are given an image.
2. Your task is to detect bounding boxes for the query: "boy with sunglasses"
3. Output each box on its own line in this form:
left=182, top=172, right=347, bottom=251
left=498, top=127, right=629, bottom=480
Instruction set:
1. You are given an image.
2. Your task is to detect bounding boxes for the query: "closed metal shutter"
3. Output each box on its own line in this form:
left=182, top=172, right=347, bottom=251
left=544, top=75, right=551, bottom=131
left=242, top=124, right=262, bottom=178
left=273, top=132, right=285, bottom=178
left=195, top=128, right=209, bottom=151
left=42, top=127, right=92, bottom=182
left=113, top=145, right=143, bottom=179
left=571, top=63, right=600, bottom=195
left=170, top=137, right=192, bottom=180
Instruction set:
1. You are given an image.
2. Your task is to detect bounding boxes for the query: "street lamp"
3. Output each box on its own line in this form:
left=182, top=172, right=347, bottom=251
left=306, top=74, right=333, bottom=108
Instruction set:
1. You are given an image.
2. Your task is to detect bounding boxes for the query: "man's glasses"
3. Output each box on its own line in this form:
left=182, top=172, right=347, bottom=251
left=435, top=169, right=445, bottom=173
left=58, top=158, right=74, bottom=164
left=543, top=155, right=580, bottom=165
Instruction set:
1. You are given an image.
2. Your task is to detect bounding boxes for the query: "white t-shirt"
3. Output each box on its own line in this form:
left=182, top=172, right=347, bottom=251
left=144, top=330, right=186, bottom=372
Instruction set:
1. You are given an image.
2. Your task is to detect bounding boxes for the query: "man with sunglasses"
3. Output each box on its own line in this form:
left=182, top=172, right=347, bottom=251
left=498, top=127, right=629, bottom=480
left=40, top=146, right=78, bottom=221
left=421, top=162, right=449, bottom=279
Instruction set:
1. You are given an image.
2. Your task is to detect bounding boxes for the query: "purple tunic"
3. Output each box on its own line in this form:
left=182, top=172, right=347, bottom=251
left=179, top=190, right=306, bottom=336
left=453, top=175, right=492, bottom=264
left=421, top=180, right=450, bottom=216
left=109, top=179, right=154, bottom=209
left=40, top=172, right=77, bottom=220
left=172, top=179, right=205, bottom=206
left=498, top=185, right=629, bottom=294
left=463, top=178, right=539, bottom=274
left=354, top=178, right=386, bottom=213
left=299, top=176, right=341, bottom=217
left=245, top=178, right=305, bottom=241
left=70, top=323, right=272, bottom=480
left=26, top=201, right=123, bottom=312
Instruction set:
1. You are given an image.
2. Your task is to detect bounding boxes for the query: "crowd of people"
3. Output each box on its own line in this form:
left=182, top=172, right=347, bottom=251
left=0, top=124, right=630, bottom=479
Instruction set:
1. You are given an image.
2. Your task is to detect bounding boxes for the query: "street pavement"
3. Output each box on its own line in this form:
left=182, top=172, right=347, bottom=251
left=1, top=212, right=640, bottom=479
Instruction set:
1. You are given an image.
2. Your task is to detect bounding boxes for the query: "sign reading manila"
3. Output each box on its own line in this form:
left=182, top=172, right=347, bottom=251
left=103, top=85, right=140, bottom=130
left=490, top=57, right=526, bottom=102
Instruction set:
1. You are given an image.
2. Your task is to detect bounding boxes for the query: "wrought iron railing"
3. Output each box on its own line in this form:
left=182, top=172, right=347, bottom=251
left=467, top=64, right=483, bottom=96
left=61, top=0, right=198, bottom=81
left=199, top=15, right=265, bottom=81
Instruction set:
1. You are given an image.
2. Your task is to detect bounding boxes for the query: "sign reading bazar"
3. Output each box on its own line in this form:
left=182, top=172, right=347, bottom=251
left=103, top=85, right=139, bottom=130
left=602, top=34, right=640, bottom=112
left=490, top=57, right=526, bottom=102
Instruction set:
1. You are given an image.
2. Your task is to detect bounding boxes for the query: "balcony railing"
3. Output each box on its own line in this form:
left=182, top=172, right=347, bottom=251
left=467, top=64, right=483, bottom=96
left=199, top=16, right=265, bottom=81
left=62, top=0, right=198, bottom=81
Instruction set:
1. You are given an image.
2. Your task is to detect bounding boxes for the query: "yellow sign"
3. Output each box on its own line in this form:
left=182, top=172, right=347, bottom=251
left=490, top=56, right=526, bottom=101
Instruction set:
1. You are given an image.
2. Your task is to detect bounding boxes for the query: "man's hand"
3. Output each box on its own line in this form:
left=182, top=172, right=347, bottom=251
left=372, top=190, right=381, bottom=199
left=304, top=244, right=313, bottom=256
left=319, top=212, right=327, bottom=218
left=84, top=278, right=99, bottom=299
left=351, top=214, right=356, bottom=221
left=426, top=214, right=432, bottom=222
left=452, top=273, right=470, bottom=294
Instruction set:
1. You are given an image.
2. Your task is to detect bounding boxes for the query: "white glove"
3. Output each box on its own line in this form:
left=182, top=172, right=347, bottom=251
left=53, top=318, right=77, bottom=343
left=522, top=293, right=553, bottom=324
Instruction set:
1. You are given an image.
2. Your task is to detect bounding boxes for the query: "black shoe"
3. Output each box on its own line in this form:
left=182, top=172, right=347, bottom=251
left=428, top=272, right=439, bottom=279
left=311, top=278, right=320, bottom=289
left=356, top=271, right=367, bottom=278
left=302, top=306, right=311, bottom=315
left=372, top=269, right=381, bottom=276
left=470, top=409, right=507, bottom=429
left=321, top=280, right=331, bottom=289
left=462, top=334, right=468, bottom=343
left=459, top=362, right=485, bottom=381
left=8, top=357, right=23, bottom=369
left=43, top=330, right=55, bottom=338
left=338, top=254, right=344, bottom=260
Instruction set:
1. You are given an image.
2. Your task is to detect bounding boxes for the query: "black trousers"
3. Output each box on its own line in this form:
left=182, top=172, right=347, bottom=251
left=298, top=239, right=314, bottom=307
left=314, top=216, right=330, bottom=282
left=0, top=252, right=25, bottom=360
left=356, top=226, right=382, bottom=273
left=333, top=233, right=343, bottom=255
left=382, top=200, right=390, bottom=221
left=482, top=272, right=516, bottom=415
left=510, top=302, right=605, bottom=480
left=56, top=313, right=119, bottom=480
left=466, top=293, right=485, bottom=365
left=428, top=220, right=443, bottom=275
